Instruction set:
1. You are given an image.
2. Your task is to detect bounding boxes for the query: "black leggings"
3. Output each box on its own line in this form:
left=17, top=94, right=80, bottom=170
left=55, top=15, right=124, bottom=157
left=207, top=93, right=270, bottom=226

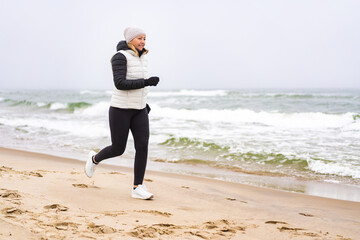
left=94, top=106, right=149, bottom=185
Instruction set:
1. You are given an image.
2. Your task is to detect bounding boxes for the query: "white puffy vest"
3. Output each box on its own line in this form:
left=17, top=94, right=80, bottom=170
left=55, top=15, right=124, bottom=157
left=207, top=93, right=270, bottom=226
left=110, top=49, right=149, bottom=109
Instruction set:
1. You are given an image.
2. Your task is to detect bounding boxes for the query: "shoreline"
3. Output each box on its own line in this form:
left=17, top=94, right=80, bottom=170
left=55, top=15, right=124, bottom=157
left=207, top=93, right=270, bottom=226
left=2, top=146, right=360, bottom=202
left=1, top=146, right=360, bottom=239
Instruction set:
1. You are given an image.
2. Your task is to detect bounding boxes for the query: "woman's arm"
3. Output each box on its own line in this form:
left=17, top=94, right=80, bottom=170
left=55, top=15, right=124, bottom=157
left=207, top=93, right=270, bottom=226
left=111, top=53, right=146, bottom=90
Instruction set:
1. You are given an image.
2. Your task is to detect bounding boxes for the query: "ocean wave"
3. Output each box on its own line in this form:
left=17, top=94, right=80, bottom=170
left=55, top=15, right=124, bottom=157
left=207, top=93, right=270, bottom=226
left=36, top=102, right=49, bottom=107
left=49, top=102, right=67, bottom=110
left=0, top=116, right=108, bottom=138
left=67, top=102, right=92, bottom=111
left=307, top=159, right=360, bottom=179
left=160, top=136, right=229, bottom=153
left=1, top=89, right=359, bottom=187
left=224, top=152, right=308, bottom=167
left=160, top=136, right=308, bottom=167
left=149, top=89, right=228, bottom=97
left=41, top=101, right=92, bottom=111
left=4, top=99, right=36, bottom=106
left=151, top=105, right=358, bottom=129
left=237, top=92, right=359, bottom=99
left=158, top=135, right=360, bottom=179
left=4, top=96, right=357, bottom=130
left=0, top=98, right=44, bottom=108
left=1, top=98, right=93, bottom=112
left=76, top=101, right=109, bottom=116
left=344, top=121, right=360, bottom=131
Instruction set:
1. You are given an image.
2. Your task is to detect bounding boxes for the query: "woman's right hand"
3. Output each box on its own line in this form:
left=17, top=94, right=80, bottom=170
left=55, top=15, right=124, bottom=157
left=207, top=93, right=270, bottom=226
left=145, top=77, right=160, bottom=86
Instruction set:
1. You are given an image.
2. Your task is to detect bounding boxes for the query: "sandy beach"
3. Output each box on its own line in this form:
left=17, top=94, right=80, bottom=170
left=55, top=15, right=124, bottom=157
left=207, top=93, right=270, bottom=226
left=0, top=147, right=359, bottom=239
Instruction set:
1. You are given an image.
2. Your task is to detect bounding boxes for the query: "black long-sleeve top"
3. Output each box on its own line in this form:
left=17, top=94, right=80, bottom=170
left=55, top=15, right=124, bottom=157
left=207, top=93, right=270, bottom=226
left=111, top=41, right=147, bottom=90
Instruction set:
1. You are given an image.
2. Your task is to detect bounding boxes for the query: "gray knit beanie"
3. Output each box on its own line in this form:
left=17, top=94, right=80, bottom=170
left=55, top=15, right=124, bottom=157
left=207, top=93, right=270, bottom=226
left=123, top=27, right=146, bottom=43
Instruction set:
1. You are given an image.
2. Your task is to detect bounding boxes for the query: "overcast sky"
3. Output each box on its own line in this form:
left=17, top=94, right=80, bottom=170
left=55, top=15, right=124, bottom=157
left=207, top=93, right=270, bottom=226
left=0, top=0, right=359, bottom=90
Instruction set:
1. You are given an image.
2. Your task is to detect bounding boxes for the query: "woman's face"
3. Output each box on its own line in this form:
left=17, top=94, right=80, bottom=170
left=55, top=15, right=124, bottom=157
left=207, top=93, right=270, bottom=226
left=130, top=35, right=146, bottom=51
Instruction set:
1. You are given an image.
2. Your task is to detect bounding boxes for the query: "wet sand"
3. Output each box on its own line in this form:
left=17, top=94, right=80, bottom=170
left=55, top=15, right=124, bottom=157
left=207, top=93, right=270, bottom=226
left=0, top=147, right=359, bottom=239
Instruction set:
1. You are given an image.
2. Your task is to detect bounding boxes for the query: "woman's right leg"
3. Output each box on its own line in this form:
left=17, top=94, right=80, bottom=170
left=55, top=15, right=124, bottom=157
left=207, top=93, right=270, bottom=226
left=94, top=107, right=132, bottom=163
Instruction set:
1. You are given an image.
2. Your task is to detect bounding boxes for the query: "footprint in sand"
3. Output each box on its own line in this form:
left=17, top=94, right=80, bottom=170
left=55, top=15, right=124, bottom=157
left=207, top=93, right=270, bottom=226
left=203, top=219, right=245, bottom=236
left=104, top=211, right=126, bottom=217
left=54, top=222, right=78, bottom=231
left=0, top=166, right=43, bottom=177
left=135, top=210, right=172, bottom=217
left=44, top=204, right=68, bottom=212
left=225, top=197, right=248, bottom=204
left=266, top=221, right=311, bottom=236
left=107, top=171, right=125, bottom=175
left=87, top=222, right=117, bottom=234
left=303, top=232, right=321, bottom=237
left=130, top=219, right=245, bottom=239
left=72, top=184, right=88, bottom=188
left=265, top=221, right=288, bottom=225
left=226, top=197, right=236, bottom=201
left=0, top=166, right=13, bottom=172
left=130, top=224, right=175, bottom=238
left=2, top=207, right=24, bottom=215
left=299, top=212, right=315, bottom=217
left=186, top=230, right=210, bottom=239
left=0, top=189, right=21, bottom=199
left=26, top=172, right=43, bottom=177
left=278, top=226, right=305, bottom=232
left=72, top=183, right=100, bottom=189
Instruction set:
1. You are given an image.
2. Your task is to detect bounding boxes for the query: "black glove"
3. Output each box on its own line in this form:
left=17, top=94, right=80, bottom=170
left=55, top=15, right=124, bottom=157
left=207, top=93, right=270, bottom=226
left=144, top=77, right=160, bottom=86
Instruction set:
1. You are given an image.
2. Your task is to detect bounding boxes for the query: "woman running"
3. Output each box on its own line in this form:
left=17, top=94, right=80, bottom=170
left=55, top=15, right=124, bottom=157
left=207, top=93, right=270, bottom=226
left=85, top=27, right=160, bottom=200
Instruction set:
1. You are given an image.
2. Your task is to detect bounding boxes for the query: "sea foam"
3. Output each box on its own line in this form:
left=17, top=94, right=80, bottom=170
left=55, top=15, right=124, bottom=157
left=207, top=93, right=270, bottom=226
left=151, top=105, right=357, bottom=129
left=50, top=102, right=67, bottom=110
left=149, top=89, right=227, bottom=97
left=0, top=117, right=108, bottom=138
left=308, top=159, right=360, bottom=179
left=77, top=101, right=109, bottom=116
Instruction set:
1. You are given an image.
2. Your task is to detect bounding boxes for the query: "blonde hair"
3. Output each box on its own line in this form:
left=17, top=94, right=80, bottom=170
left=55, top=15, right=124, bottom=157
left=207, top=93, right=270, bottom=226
left=127, top=43, right=149, bottom=56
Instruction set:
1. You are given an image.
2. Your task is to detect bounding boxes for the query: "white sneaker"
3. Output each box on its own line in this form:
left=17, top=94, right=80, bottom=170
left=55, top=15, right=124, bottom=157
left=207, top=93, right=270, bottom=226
left=139, top=184, right=148, bottom=192
left=132, top=185, right=153, bottom=200
left=85, top=151, right=97, bottom=178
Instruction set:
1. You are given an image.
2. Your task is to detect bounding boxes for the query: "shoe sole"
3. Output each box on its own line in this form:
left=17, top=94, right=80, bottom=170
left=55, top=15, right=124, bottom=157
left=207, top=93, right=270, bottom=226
left=132, top=194, right=154, bottom=200
left=84, top=166, right=92, bottom=178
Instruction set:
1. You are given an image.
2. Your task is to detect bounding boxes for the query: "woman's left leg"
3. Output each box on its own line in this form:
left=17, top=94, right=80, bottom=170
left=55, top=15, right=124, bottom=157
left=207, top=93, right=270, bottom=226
left=130, top=108, right=149, bottom=186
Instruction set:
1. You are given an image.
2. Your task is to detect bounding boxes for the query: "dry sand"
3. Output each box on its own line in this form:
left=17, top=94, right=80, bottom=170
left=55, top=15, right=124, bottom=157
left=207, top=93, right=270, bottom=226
left=0, top=147, right=359, bottom=239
